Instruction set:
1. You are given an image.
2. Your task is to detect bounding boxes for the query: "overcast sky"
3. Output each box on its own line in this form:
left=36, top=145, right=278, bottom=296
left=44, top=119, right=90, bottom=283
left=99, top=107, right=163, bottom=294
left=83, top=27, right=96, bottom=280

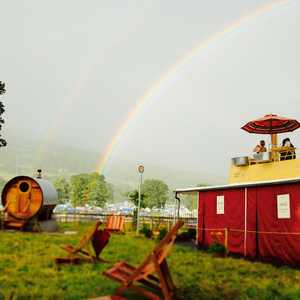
left=1, top=0, right=300, bottom=179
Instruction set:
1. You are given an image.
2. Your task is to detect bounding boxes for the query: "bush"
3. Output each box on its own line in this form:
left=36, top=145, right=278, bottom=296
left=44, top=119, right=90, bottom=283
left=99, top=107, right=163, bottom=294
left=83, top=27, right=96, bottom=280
left=207, top=231, right=228, bottom=256
left=139, top=225, right=152, bottom=238
left=175, top=228, right=197, bottom=242
left=25, top=224, right=34, bottom=232
left=156, top=228, right=168, bottom=242
left=176, top=231, right=190, bottom=241
left=187, top=228, right=196, bottom=240
left=207, top=242, right=228, bottom=256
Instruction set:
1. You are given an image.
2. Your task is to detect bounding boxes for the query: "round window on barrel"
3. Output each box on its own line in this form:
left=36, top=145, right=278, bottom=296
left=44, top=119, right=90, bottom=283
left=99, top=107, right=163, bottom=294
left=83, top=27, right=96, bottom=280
left=19, top=182, right=29, bottom=193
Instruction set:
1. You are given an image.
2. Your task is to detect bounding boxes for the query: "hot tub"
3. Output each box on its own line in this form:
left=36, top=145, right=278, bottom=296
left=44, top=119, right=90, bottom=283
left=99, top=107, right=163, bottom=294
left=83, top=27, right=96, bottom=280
left=231, top=156, right=249, bottom=166
left=253, top=152, right=272, bottom=163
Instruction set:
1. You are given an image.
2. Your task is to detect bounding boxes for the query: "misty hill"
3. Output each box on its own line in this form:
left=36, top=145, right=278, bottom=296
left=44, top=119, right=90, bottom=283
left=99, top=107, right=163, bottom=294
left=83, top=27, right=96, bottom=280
left=0, top=129, right=228, bottom=197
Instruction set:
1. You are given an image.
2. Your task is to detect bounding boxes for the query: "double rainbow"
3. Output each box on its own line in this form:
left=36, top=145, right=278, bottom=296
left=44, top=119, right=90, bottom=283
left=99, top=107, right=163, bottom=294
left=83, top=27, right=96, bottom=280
left=31, top=0, right=299, bottom=178
left=96, top=0, right=299, bottom=175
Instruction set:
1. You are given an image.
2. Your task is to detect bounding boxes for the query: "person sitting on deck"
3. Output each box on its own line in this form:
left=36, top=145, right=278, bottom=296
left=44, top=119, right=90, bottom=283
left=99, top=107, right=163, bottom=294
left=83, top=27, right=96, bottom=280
left=280, top=138, right=295, bottom=160
left=253, top=140, right=267, bottom=153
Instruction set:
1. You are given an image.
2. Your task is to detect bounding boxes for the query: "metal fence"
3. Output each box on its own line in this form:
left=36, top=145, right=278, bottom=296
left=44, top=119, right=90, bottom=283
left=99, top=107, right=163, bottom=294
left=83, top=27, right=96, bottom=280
left=53, top=212, right=197, bottom=229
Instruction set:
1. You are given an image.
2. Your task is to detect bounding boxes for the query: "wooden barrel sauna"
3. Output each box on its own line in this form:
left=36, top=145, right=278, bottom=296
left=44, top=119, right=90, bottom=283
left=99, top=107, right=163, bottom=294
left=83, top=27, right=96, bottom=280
left=1, top=175, right=58, bottom=221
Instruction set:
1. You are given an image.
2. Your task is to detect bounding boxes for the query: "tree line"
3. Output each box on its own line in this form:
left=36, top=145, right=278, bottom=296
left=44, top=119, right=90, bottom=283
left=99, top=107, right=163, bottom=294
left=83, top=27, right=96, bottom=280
left=52, top=173, right=213, bottom=210
left=53, top=174, right=171, bottom=209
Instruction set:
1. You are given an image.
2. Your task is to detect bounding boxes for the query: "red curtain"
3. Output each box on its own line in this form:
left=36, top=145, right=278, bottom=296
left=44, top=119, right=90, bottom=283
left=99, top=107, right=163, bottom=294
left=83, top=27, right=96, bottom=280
left=257, top=183, right=300, bottom=266
left=197, top=192, right=205, bottom=245
left=201, top=189, right=245, bottom=255
left=245, top=187, right=257, bottom=258
left=197, top=182, right=300, bottom=266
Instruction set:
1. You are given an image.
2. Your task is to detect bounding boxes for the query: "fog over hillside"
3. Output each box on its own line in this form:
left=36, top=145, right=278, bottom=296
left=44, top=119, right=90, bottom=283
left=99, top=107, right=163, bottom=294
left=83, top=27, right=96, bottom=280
left=0, top=128, right=228, bottom=193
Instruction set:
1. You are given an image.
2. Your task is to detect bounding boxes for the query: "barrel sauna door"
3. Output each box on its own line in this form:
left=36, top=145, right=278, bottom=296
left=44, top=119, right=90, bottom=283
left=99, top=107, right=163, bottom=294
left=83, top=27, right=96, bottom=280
left=16, top=180, right=32, bottom=219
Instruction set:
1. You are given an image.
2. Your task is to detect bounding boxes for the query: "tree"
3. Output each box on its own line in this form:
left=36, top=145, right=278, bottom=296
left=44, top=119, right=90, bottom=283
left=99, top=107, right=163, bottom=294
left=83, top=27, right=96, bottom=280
left=185, top=194, right=197, bottom=211
left=0, top=81, right=5, bottom=95
left=142, top=179, right=169, bottom=208
left=0, top=81, right=7, bottom=148
left=181, top=183, right=213, bottom=210
left=85, top=173, right=110, bottom=207
left=123, top=189, right=148, bottom=228
left=70, top=172, right=110, bottom=207
left=123, top=189, right=148, bottom=208
left=53, top=177, right=71, bottom=204
left=70, top=173, right=91, bottom=205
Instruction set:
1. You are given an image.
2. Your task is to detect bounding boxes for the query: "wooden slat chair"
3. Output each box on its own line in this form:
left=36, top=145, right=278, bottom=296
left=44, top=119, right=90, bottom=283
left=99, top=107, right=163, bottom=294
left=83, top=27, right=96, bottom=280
left=105, top=216, right=125, bottom=234
left=59, top=220, right=110, bottom=263
left=102, top=219, right=185, bottom=300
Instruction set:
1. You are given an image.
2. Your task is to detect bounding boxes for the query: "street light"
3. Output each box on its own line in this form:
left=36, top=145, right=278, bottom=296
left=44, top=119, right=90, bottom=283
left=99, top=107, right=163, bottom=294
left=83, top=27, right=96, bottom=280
left=136, top=165, right=144, bottom=237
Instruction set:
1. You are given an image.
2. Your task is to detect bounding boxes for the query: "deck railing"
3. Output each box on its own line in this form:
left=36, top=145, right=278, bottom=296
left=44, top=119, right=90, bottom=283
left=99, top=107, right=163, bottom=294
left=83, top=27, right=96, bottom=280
left=231, top=147, right=299, bottom=168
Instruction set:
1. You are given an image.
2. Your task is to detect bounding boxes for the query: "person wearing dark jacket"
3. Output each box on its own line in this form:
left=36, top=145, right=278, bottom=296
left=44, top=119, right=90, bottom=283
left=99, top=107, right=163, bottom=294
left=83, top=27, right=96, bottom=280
left=280, top=138, right=295, bottom=160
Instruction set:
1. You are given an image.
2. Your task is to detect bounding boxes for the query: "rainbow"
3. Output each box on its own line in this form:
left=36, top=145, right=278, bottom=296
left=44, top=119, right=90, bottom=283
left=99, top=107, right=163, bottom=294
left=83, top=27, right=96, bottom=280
left=29, top=0, right=154, bottom=171
left=96, top=0, right=300, bottom=175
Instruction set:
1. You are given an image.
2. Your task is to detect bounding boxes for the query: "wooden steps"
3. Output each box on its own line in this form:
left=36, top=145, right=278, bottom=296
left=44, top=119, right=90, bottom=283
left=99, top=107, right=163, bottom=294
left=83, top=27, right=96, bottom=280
left=3, top=220, right=27, bottom=231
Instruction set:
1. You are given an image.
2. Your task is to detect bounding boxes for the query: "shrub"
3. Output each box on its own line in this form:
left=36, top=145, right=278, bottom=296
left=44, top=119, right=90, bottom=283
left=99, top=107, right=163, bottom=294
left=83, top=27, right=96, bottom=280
left=176, top=231, right=190, bottom=241
left=25, top=224, right=34, bottom=232
left=175, top=228, right=197, bottom=241
left=139, top=225, right=152, bottom=238
left=187, top=228, right=196, bottom=240
left=207, top=231, right=228, bottom=256
left=156, top=228, right=168, bottom=242
left=207, top=242, right=227, bottom=256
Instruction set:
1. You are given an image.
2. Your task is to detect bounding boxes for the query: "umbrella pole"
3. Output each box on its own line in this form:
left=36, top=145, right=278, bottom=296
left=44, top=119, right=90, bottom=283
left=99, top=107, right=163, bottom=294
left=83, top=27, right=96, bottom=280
left=271, top=133, right=277, bottom=149
left=271, top=133, right=278, bottom=161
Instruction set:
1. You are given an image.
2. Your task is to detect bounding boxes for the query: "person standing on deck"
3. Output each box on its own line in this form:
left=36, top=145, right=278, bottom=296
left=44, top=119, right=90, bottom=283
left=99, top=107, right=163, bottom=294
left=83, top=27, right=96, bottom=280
left=253, top=140, right=267, bottom=153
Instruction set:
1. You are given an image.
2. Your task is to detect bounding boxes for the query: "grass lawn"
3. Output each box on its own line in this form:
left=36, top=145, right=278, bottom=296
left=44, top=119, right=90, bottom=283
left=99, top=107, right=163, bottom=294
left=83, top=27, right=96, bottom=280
left=1, top=222, right=300, bottom=300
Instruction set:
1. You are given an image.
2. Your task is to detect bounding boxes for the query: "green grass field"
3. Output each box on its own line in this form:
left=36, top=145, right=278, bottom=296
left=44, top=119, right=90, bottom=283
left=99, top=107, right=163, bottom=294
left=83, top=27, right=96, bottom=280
left=1, top=222, right=300, bottom=300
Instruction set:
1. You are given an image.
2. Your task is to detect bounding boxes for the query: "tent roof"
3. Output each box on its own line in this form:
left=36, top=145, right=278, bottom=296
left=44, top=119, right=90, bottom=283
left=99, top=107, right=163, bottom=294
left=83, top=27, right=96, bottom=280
left=174, top=177, right=300, bottom=195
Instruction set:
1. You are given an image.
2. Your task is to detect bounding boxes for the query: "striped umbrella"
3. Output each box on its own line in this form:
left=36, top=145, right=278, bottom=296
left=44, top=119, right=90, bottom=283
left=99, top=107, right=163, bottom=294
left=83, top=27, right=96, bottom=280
left=241, top=114, right=300, bottom=135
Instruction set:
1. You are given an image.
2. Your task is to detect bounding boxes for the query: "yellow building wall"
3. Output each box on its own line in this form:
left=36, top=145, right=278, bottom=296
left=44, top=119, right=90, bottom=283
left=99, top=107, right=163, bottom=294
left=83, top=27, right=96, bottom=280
left=229, top=159, right=300, bottom=184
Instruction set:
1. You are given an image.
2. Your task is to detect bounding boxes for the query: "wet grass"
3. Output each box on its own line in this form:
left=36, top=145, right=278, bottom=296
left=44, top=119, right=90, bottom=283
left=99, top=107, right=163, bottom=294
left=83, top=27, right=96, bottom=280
left=1, top=222, right=300, bottom=299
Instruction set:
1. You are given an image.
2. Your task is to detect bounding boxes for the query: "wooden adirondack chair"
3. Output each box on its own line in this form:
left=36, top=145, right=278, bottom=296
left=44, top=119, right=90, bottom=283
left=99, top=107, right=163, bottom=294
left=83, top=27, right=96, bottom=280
left=105, top=216, right=125, bottom=234
left=101, top=219, right=185, bottom=300
left=57, top=220, right=110, bottom=264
